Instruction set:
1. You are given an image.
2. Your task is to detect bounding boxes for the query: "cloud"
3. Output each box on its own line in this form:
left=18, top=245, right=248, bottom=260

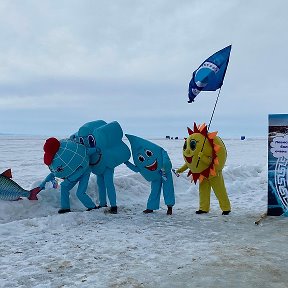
left=0, top=0, right=287, bottom=136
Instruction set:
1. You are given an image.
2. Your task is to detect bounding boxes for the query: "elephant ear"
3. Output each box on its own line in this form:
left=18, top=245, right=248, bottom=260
left=105, top=142, right=131, bottom=168
left=93, top=122, right=131, bottom=168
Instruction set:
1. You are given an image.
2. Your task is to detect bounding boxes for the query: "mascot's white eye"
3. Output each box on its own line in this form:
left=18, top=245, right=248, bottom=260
left=88, top=134, right=96, bottom=148
left=79, top=137, right=85, bottom=145
left=190, top=139, right=197, bottom=151
left=145, top=150, right=153, bottom=157
left=138, top=155, right=145, bottom=162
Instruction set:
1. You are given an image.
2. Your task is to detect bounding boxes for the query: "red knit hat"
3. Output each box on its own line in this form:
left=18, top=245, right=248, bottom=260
left=43, top=137, right=60, bottom=165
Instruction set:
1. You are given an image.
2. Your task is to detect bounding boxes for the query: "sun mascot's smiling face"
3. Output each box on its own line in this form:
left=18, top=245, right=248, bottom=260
left=184, top=132, right=212, bottom=173
left=183, top=123, right=227, bottom=183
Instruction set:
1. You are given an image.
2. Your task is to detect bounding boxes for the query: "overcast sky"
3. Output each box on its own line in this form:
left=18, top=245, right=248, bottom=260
left=0, top=0, right=287, bottom=138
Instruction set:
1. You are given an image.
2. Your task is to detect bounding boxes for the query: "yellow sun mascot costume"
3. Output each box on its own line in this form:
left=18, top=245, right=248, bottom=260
left=177, top=123, right=231, bottom=215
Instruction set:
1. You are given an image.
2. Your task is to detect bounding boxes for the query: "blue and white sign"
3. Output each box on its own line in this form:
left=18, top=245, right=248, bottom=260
left=268, top=114, right=288, bottom=216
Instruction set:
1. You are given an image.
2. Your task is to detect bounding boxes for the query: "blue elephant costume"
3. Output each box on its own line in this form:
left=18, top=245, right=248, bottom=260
left=125, top=134, right=175, bottom=215
left=40, top=137, right=97, bottom=213
left=76, top=120, right=131, bottom=214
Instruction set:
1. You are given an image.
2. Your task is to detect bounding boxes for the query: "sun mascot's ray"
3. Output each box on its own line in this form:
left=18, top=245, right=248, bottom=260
left=177, top=123, right=231, bottom=215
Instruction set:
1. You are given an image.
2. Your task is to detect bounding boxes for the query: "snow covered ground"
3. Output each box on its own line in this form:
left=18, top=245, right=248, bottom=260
left=0, top=136, right=287, bottom=288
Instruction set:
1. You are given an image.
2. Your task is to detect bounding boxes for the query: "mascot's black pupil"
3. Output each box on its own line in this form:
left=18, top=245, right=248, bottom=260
left=88, top=135, right=96, bottom=148
left=138, top=155, right=145, bottom=162
left=79, top=137, right=84, bottom=145
left=190, top=139, right=197, bottom=151
left=183, top=142, right=187, bottom=150
left=146, top=150, right=153, bottom=157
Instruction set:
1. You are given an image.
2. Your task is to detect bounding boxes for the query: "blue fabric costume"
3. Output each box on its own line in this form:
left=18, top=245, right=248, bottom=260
left=40, top=138, right=96, bottom=213
left=76, top=120, right=131, bottom=213
left=125, top=134, right=175, bottom=215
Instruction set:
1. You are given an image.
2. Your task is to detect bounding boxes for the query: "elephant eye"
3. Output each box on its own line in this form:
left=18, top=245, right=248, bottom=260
left=88, top=135, right=96, bottom=148
left=79, top=137, right=85, bottom=145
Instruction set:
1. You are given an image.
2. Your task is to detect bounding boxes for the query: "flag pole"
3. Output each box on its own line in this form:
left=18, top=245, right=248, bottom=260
left=196, top=87, right=222, bottom=167
left=207, top=86, right=222, bottom=130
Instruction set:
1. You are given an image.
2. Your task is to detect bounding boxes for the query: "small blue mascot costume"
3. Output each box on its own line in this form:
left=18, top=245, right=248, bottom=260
left=125, top=134, right=175, bottom=215
left=76, top=120, right=131, bottom=214
left=40, top=137, right=97, bottom=214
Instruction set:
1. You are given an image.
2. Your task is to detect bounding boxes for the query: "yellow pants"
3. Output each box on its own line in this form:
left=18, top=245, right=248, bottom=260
left=199, top=172, right=231, bottom=212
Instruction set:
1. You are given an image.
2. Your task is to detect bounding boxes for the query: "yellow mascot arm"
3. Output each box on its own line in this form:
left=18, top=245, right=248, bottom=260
left=198, top=152, right=212, bottom=165
left=176, top=163, right=188, bottom=174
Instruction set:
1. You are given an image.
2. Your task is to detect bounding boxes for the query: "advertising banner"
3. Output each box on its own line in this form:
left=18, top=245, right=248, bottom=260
left=268, top=114, right=288, bottom=216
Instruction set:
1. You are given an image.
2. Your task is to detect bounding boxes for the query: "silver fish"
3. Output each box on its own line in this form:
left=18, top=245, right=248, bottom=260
left=0, top=169, right=41, bottom=201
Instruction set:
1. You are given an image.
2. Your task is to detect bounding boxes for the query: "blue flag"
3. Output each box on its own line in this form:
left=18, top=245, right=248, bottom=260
left=188, top=45, right=231, bottom=103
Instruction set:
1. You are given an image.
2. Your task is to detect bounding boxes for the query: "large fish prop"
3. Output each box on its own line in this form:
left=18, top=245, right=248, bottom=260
left=0, top=169, right=41, bottom=201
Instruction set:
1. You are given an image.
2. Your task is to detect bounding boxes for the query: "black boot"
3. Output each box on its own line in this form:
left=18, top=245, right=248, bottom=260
left=96, top=204, right=108, bottom=209
left=167, top=206, right=173, bottom=215
left=195, top=210, right=208, bottom=214
left=108, top=206, right=117, bottom=214
left=58, top=208, right=71, bottom=214
left=222, top=210, right=231, bottom=215
left=86, top=206, right=97, bottom=211
left=143, top=209, right=153, bottom=214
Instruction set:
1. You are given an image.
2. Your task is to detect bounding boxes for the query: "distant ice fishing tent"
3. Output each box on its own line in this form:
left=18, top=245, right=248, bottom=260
left=267, top=114, right=288, bottom=216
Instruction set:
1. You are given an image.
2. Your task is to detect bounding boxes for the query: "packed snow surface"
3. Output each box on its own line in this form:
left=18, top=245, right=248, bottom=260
left=0, top=136, right=287, bottom=288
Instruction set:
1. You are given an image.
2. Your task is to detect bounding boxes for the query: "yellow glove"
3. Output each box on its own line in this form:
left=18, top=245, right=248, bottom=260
left=176, top=164, right=188, bottom=174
